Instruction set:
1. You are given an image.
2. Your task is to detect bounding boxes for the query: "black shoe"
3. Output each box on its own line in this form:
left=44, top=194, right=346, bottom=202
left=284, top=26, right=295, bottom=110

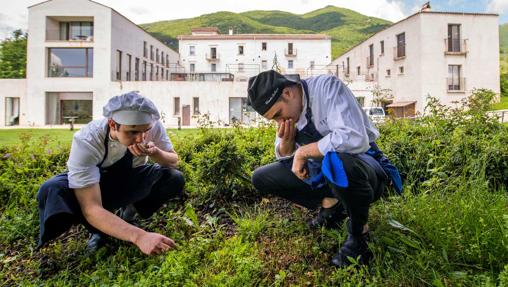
left=331, top=232, right=372, bottom=268
left=85, top=233, right=108, bottom=254
left=308, top=202, right=348, bottom=229
left=119, top=204, right=138, bottom=224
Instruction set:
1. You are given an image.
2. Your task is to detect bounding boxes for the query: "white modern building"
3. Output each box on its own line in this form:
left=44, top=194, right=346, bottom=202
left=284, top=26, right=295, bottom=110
left=178, top=28, right=332, bottom=81
left=2, top=0, right=179, bottom=127
left=331, top=9, right=500, bottom=117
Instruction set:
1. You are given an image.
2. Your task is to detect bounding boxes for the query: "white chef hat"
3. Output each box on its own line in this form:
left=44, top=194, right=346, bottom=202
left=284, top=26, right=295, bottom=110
left=103, top=91, right=160, bottom=125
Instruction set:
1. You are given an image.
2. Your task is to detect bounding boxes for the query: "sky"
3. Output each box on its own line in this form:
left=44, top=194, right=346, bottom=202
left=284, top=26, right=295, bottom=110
left=1, top=0, right=507, bottom=40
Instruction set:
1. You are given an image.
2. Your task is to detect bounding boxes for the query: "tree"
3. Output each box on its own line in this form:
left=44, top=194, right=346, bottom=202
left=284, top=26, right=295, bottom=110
left=0, top=29, right=27, bottom=79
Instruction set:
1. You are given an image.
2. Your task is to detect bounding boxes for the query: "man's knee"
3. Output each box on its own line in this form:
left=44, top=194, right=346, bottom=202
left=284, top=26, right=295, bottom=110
left=251, top=166, right=270, bottom=193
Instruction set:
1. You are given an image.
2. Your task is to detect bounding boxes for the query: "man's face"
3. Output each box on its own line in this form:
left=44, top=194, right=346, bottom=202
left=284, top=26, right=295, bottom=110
left=109, top=120, right=153, bottom=146
left=262, top=85, right=303, bottom=124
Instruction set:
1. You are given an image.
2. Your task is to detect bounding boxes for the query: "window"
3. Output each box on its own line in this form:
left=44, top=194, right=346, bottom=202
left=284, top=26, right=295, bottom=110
left=5, top=97, right=20, bottom=126
left=448, top=65, right=462, bottom=91
left=386, top=69, right=391, bottom=77
left=380, top=40, right=385, bottom=54
left=174, top=97, right=180, bottom=115
left=142, top=61, right=147, bottom=81
left=161, top=51, right=164, bottom=65
left=150, top=63, right=153, bottom=80
left=59, top=22, right=93, bottom=40
left=143, top=41, right=147, bottom=58
left=166, top=55, right=169, bottom=68
left=261, top=60, right=267, bottom=70
left=396, top=33, right=406, bottom=58
left=238, top=45, right=244, bottom=55
left=310, top=61, right=315, bottom=69
left=116, top=50, right=122, bottom=80
left=262, top=42, right=267, bottom=51
left=190, top=63, right=195, bottom=73
left=448, top=24, right=461, bottom=52
left=48, top=48, right=93, bottom=77
left=134, top=58, right=139, bottom=81
left=156, top=66, right=159, bottom=81
left=211, top=63, right=216, bottom=72
left=156, top=48, right=159, bottom=63
left=126, top=54, right=131, bottom=81
left=238, top=63, right=244, bottom=72
left=150, top=45, right=154, bottom=60
left=288, top=43, right=294, bottom=55
left=193, top=97, right=200, bottom=115
left=210, top=47, right=217, bottom=59
left=166, top=69, right=169, bottom=80
left=357, top=66, right=361, bottom=76
left=399, top=66, right=404, bottom=74
left=189, top=46, right=195, bottom=56
left=161, top=68, right=164, bottom=80
left=368, top=44, right=374, bottom=67
left=346, top=57, right=350, bottom=76
left=288, top=60, right=294, bottom=69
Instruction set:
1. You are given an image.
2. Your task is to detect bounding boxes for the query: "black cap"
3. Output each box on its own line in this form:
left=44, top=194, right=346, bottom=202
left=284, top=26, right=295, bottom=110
left=247, top=70, right=301, bottom=115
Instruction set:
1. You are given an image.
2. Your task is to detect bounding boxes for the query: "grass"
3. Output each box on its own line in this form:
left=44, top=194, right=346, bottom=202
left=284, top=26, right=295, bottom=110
left=491, top=96, right=508, bottom=110
left=0, top=128, right=199, bottom=147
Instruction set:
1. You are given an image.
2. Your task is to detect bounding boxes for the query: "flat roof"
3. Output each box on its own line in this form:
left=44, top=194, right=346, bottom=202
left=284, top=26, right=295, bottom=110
left=178, top=34, right=331, bottom=41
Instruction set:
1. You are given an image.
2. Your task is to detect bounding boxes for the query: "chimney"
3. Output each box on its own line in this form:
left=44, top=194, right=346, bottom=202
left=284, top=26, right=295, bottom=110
left=421, top=2, right=431, bottom=12
left=229, top=28, right=233, bottom=35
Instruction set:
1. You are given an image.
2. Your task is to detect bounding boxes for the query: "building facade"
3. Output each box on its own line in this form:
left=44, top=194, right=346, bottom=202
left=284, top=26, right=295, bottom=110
left=330, top=10, right=500, bottom=117
left=178, top=28, right=332, bottom=81
left=11, top=0, right=179, bottom=127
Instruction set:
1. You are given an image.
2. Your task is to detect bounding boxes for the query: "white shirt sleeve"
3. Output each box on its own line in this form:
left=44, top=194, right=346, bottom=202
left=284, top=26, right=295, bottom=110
left=316, top=76, right=370, bottom=155
left=67, top=133, right=103, bottom=189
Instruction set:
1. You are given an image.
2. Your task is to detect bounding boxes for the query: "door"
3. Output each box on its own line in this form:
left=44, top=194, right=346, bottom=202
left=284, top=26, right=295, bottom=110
left=229, top=98, right=242, bottom=124
left=182, top=105, right=191, bottom=126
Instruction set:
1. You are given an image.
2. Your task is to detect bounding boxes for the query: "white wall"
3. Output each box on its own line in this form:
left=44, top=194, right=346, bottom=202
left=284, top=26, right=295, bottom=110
left=179, top=37, right=331, bottom=79
left=331, top=12, right=499, bottom=114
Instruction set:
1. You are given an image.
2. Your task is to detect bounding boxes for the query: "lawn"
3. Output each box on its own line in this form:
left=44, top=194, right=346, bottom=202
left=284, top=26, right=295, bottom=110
left=491, top=96, right=508, bottom=110
left=0, top=128, right=198, bottom=147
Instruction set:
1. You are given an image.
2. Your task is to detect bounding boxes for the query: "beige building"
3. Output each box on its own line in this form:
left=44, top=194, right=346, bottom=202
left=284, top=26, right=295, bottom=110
left=1, top=0, right=179, bottom=127
left=330, top=10, right=500, bottom=117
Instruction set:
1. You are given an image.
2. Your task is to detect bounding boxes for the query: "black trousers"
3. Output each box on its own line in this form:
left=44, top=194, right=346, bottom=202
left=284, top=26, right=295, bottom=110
left=37, top=165, right=185, bottom=247
left=252, top=154, right=386, bottom=235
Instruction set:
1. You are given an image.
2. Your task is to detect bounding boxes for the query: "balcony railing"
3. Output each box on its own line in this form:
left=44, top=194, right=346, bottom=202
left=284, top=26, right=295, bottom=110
left=285, top=48, right=297, bottom=57
left=444, top=39, right=468, bottom=55
left=447, top=77, right=466, bottom=92
left=206, top=53, right=220, bottom=62
left=393, top=45, right=406, bottom=60
left=366, top=56, right=374, bottom=68
left=365, top=73, right=376, bottom=82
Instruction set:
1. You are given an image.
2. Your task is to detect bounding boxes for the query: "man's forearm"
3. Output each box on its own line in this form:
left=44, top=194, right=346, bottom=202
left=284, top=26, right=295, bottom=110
left=296, top=142, right=323, bottom=160
left=150, top=149, right=178, bottom=168
left=83, top=205, right=145, bottom=244
left=277, top=142, right=296, bottom=157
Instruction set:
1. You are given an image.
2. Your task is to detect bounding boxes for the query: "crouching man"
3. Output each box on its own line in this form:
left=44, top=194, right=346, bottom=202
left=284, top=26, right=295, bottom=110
left=37, top=91, right=185, bottom=255
left=248, top=71, right=402, bottom=267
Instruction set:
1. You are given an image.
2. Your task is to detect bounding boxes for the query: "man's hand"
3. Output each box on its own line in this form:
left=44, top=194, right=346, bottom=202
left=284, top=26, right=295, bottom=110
left=292, top=149, right=309, bottom=180
left=277, top=119, right=296, bottom=156
left=134, top=231, right=176, bottom=255
left=128, top=141, right=158, bottom=157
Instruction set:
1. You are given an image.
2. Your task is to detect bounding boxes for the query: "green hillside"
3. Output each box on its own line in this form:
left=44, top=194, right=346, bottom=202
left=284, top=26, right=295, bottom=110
left=500, top=23, right=508, bottom=53
left=140, top=6, right=391, bottom=58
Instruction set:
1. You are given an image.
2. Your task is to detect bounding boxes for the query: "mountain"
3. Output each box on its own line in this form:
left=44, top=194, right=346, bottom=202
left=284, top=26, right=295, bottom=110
left=140, top=6, right=392, bottom=58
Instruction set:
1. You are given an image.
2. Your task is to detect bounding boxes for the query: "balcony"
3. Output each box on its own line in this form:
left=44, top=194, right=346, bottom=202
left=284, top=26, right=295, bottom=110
left=366, top=56, right=374, bottom=69
left=206, top=53, right=220, bottom=62
left=393, top=45, right=406, bottom=61
left=444, top=39, right=468, bottom=56
left=45, top=17, right=94, bottom=42
left=285, top=48, right=297, bottom=57
left=447, top=77, right=466, bottom=92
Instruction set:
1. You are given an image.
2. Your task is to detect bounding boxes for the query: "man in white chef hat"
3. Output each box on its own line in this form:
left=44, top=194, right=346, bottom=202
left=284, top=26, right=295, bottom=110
left=37, top=91, right=185, bottom=255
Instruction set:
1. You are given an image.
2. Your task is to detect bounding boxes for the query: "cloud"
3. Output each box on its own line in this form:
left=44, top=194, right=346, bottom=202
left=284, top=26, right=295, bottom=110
left=487, top=0, right=508, bottom=14
left=129, top=6, right=151, bottom=16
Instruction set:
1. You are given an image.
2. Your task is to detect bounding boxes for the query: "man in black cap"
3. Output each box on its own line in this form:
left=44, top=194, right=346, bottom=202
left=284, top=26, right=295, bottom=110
left=248, top=70, right=401, bottom=267
left=37, top=91, right=185, bottom=255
